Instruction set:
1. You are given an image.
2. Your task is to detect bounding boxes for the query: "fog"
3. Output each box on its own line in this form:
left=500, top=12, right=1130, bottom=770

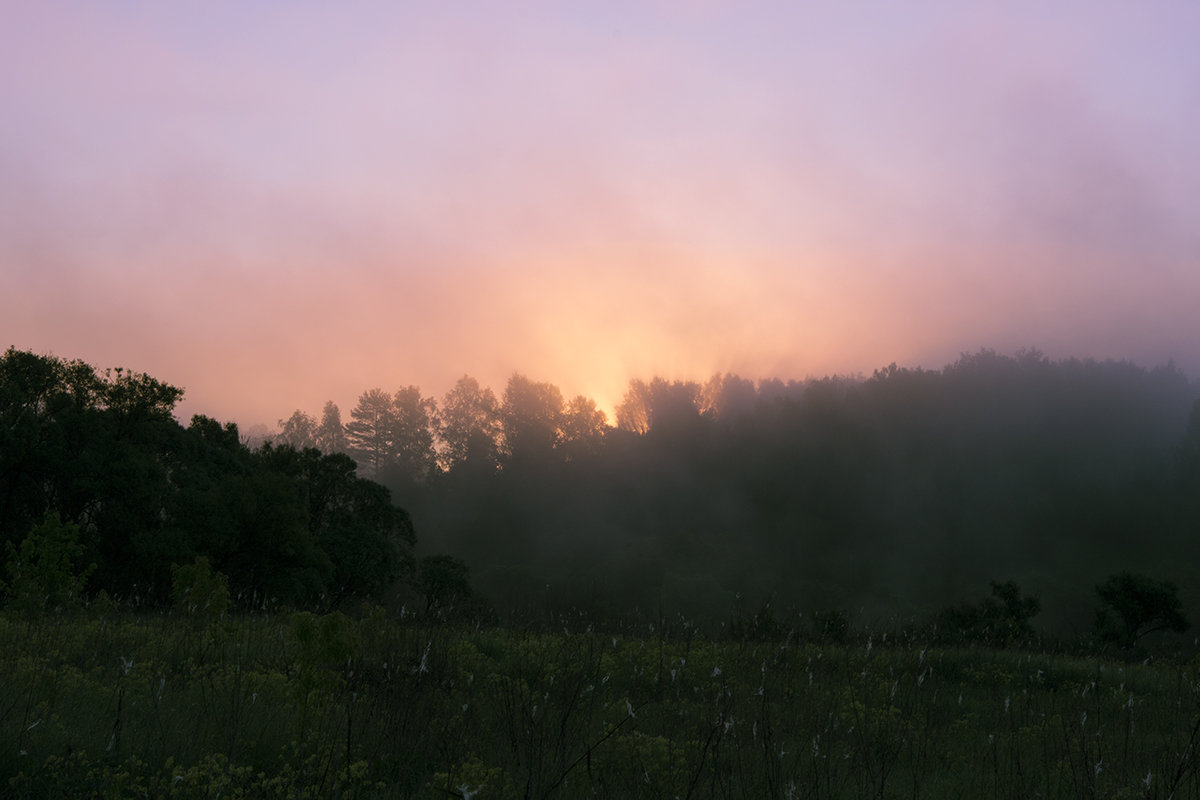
left=271, top=349, right=1200, bottom=632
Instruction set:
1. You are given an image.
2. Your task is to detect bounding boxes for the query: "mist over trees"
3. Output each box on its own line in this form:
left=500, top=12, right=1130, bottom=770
left=5, top=345, right=1200, bottom=638
left=269, top=348, right=1200, bottom=633
left=8, top=345, right=1200, bottom=799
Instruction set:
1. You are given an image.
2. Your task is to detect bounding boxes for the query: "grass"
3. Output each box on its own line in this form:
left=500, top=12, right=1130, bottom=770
left=2, top=604, right=1200, bottom=798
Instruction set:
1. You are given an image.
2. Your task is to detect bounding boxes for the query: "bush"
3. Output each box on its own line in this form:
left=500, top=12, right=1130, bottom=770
left=934, top=580, right=1040, bottom=647
left=171, top=556, right=230, bottom=628
left=1, top=512, right=94, bottom=613
left=1094, top=571, right=1190, bottom=649
left=415, top=555, right=475, bottom=617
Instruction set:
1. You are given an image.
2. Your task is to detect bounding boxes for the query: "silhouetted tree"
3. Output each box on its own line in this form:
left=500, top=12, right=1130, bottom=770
left=220, top=467, right=327, bottom=605
left=0, top=350, right=183, bottom=597
left=437, top=375, right=501, bottom=471
left=615, top=377, right=702, bottom=436
left=386, top=386, right=438, bottom=484
left=0, top=349, right=419, bottom=609
left=644, top=378, right=702, bottom=436
left=415, top=554, right=473, bottom=616
left=559, top=395, right=608, bottom=459
left=258, top=444, right=415, bottom=604
left=700, top=373, right=759, bottom=420
left=500, top=373, right=564, bottom=462
left=1095, top=571, right=1190, bottom=649
left=346, top=388, right=396, bottom=477
left=615, top=379, right=652, bottom=434
left=315, top=400, right=349, bottom=454
left=277, top=410, right=318, bottom=449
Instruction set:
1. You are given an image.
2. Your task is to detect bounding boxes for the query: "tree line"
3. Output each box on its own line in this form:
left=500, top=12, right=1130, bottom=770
left=0, top=347, right=414, bottom=610
left=6, top=345, right=1200, bottom=637
left=274, top=369, right=847, bottom=492
left=279, top=349, right=1200, bottom=632
left=274, top=373, right=613, bottom=483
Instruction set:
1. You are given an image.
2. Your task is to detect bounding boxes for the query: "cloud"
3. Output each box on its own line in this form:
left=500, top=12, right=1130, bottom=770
left=2, top=2, right=1198, bottom=428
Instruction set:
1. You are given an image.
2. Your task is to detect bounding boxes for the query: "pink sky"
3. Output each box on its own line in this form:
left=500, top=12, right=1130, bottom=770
left=2, top=1, right=1198, bottom=428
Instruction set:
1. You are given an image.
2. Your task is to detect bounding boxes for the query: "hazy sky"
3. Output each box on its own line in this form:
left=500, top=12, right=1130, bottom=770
left=3, top=1, right=1198, bottom=427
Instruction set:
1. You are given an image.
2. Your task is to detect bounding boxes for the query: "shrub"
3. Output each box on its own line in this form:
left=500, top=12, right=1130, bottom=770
left=934, top=580, right=1040, bottom=647
left=1, top=512, right=94, bottom=613
left=1094, top=571, right=1190, bottom=649
left=171, top=556, right=230, bottom=628
left=415, top=555, right=475, bottom=617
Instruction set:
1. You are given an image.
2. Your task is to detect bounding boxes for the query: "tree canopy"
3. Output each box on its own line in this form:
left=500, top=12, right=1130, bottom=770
left=284, top=349, right=1198, bottom=628
left=10, top=345, right=1200, bottom=632
left=0, top=348, right=415, bottom=610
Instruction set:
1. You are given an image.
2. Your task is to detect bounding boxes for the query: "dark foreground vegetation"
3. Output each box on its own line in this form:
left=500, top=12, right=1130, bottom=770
left=6, top=602, right=1200, bottom=799
left=5, top=345, right=1200, bottom=796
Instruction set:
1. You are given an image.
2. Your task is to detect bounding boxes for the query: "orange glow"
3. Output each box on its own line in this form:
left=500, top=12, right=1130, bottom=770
left=2, top=3, right=1198, bottom=430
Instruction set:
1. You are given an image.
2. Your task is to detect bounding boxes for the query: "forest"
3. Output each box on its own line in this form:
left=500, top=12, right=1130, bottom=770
left=278, top=347, right=1200, bottom=634
left=4, top=345, right=1200, bottom=798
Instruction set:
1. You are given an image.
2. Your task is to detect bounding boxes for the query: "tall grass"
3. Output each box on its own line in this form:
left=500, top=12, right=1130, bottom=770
left=3, top=604, right=1200, bottom=798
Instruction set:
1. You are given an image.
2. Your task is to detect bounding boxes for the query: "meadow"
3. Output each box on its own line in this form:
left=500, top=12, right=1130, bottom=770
left=4, top=603, right=1200, bottom=799
left=5, top=348, right=1200, bottom=797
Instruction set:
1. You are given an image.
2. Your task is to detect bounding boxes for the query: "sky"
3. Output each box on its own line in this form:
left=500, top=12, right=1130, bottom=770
left=2, top=1, right=1198, bottom=429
